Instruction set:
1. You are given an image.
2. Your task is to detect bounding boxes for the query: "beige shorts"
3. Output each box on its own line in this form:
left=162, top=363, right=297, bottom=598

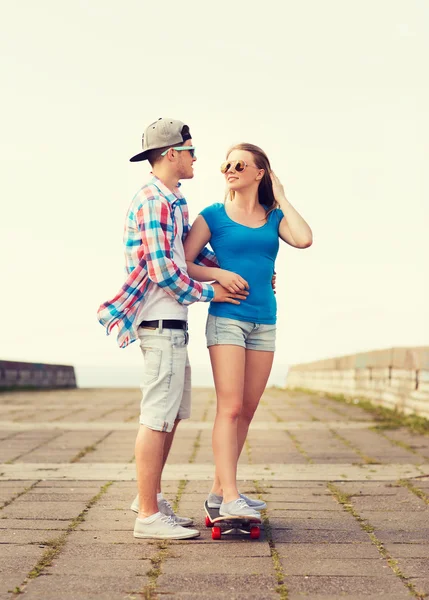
left=138, top=326, right=191, bottom=432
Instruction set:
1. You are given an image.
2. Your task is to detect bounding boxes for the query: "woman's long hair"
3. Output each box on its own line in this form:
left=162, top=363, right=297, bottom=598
left=225, top=143, right=278, bottom=218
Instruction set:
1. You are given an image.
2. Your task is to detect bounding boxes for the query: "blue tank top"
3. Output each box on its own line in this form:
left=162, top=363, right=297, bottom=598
left=199, top=202, right=283, bottom=324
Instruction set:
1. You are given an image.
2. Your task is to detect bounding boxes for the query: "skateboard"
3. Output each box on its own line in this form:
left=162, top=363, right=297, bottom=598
left=204, top=500, right=262, bottom=540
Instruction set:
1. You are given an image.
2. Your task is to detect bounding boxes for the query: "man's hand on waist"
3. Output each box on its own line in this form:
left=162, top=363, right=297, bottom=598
left=211, top=283, right=249, bottom=305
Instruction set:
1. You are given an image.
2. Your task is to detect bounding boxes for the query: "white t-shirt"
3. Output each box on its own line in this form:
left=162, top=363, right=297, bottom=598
left=136, top=205, right=188, bottom=323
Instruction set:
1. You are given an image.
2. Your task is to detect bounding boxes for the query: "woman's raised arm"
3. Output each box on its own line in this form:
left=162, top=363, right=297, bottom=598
left=271, top=172, right=313, bottom=249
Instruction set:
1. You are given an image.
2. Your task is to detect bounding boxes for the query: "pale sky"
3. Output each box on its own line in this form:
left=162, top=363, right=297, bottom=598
left=1, top=1, right=428, bottom=387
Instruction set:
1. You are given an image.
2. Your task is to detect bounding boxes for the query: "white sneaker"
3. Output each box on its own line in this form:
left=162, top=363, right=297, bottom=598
left=130, top=495, right=139, bottom=513
left=133, top=513, right=200, bottom=540
left=130, top=494, right=194, bottom=527
left=219, top=498, right=261, bottom=519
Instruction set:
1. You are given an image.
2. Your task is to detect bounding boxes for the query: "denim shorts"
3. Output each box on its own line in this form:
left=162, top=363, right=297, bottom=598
left=206, top=314, right=276, bottom=352
left=138, top=325, right=191, bottom=433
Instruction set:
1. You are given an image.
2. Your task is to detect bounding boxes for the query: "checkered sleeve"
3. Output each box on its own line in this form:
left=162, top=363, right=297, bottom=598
left=138, top=195, right=214, bottom=304
left=194, top=246, right=219, bottom=268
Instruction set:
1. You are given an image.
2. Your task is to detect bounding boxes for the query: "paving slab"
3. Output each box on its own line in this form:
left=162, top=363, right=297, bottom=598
left=1, top=501, right=87, bottom=520
left=57, top=542, right=154, bottom=560
left=156, top=574, right=278, bottom=596
left=274, top=510, right=352, bottom=520
left=359, top=511, right=429, bottom=530
left=0, top=556, right=45, bottom=596
left=394, top=558, right=429, bottom=578
left=163, top=593, right=279, bottom=600
left=279, top=558, right=390, bottom=577
left=275, top=543, right=381, bottom=559
left=47, top=557, right=151, bottom=576
left=0, top=483, right=38, bottom=506
left=169, top=540, right=272, bottom=557
left=0, top=545, right=45, bottom=559
left=162, top=555, right=274, bottom=576
left=383, top=543, right=429, bottom=558
left=16, top=492, right=101, bottom=502
left=408, top=578, right=429, bottom=597
left=55, top=530, right=153, bottom=545
left=287, top=596, right=411, bottom=600
left=284, top=575, right=412, bottom=596
left=0, top=529, right=61, bottom=544
left=11, top=593, right=135, bottom=600
left=0, top=519, right=71, bottom=530
left=34, top=480, right=109, bottom=488
left=273, top=519, right=365, bottom=532
left=272, top=529, right=370, bottom=543
left=371, top=529, right=429, bottom=544
left=20, top=573, right=150, bottom=595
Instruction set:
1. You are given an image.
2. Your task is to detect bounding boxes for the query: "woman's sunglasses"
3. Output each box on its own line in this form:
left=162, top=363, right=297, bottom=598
left=220, top=160, right=259, bottom=174
left=161, top=146, right=196, bottom=158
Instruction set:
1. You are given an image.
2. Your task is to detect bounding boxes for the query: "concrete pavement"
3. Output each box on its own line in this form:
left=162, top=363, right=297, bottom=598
left=1, top=387, right=429, bottom=599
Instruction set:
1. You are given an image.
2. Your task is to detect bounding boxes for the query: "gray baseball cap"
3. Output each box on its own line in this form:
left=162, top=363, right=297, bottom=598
left=129, top=117, right=192, bottom=162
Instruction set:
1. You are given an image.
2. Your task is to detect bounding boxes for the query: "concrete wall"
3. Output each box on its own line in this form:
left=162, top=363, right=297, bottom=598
left=285, top=347, right=429, bottom=419
left=0, top=360, right=77, bottom=390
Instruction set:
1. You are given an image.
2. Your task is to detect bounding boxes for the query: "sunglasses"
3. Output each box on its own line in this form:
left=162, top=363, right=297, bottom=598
left=220, top=160, right=259, bottom=174
left=161, top=145, right=196, bottom=158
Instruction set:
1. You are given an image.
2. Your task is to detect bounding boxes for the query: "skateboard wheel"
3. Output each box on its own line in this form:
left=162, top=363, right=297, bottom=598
left=250, top=526, right=260, bottom=539
left=212, top=526, right=222, bottom=540
left=205, top=515, right=212, bottom=527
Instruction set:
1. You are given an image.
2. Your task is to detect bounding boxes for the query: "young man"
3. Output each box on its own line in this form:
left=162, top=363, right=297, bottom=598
left=97, top=118, right=248, bottom=539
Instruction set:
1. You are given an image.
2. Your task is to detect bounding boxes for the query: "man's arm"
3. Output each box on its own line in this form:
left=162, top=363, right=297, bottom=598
left=138, top=195, right=214, bottom=304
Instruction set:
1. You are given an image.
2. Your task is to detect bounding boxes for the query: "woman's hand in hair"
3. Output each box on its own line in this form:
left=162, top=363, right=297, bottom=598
left=271, top=172, right=313, bottom=249
left=270, top=171, right=287, bottom=203
left=215, top=269, right=249, bottom=294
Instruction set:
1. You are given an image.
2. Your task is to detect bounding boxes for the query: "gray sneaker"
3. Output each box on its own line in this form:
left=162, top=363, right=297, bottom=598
left=219, top=498, right=261, bottom=519
left=130, top=494, right=194, bottom=527
left=208, top=492, right=266, bottom=511
left=134, top=513, right=200, bottom=540
left=158, top=497, right=194, bottom=527
left=239, top=492, right=267, bottom=511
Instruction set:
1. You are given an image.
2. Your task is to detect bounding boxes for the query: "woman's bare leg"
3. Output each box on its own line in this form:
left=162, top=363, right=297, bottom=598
left=209, top=345, right=245, bottom=503
left=237, top=350, right=274, bottom=459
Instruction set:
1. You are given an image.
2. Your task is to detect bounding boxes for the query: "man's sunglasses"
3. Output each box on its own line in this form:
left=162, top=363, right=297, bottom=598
left=220, top=160, right=259, bottom=174
left=161, top=146, right=196, bottom=158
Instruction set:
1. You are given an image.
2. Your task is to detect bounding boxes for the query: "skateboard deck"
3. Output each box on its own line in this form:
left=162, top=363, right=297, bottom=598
left=204, top=500, right=262, bottom=540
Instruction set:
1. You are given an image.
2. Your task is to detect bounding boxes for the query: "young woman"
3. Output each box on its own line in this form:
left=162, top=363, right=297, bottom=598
left=184, top=143, right=313, bottom=518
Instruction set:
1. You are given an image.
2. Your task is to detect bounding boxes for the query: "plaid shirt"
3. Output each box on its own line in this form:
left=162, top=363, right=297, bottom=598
left=97, top=175, right=217, bottom=348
